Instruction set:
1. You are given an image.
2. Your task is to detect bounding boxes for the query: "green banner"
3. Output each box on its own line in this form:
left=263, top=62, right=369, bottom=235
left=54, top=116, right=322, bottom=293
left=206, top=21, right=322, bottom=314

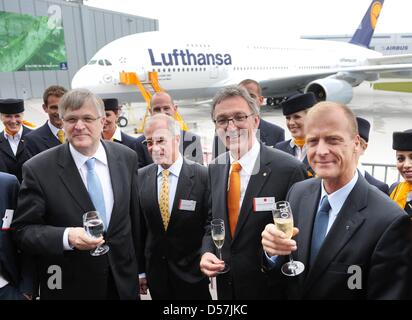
left=0, top=11, right=68, bottom=72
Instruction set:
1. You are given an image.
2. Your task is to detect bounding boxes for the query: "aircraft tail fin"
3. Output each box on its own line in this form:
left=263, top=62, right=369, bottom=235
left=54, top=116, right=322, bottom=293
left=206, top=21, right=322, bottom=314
left=349, top=0, right=384, bottom=48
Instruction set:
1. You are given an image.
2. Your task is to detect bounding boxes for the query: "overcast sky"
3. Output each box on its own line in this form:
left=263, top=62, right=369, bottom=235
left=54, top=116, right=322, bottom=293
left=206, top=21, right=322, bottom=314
left=84, top=0, right=412, bottom=41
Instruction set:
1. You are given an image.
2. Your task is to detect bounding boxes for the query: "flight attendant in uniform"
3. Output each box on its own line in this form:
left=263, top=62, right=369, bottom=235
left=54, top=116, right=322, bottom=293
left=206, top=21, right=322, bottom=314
left=390, top=129, right=412, bottom=216
left=0, top=99, right=32, bottom=182
left=275, top=92, right=317, bottom=176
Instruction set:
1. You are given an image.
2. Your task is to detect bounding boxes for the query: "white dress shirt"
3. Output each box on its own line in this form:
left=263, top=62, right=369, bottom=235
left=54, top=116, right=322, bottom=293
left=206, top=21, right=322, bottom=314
left=63, top=142, right=114, bottom=250
left=0, top=274, right=8, bottom=288
left=319, top=170, right=359, bottom=234
left=112, top=126, right=122, bottom=141
left=3, top=126, right=23, bottom=155
left=289, top=139, right=307, bottom=162
left=47, top=120, right=63, bottom=141
left=157, top=154, right=183, bottom=215
left=229, top=139, right=261, bottom=211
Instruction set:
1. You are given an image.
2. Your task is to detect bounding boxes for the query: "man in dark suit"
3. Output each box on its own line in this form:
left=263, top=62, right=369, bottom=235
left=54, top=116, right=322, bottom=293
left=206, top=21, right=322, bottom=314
left=0, top=99, right=32, bottom=182
left=356, top=116, right=389, bottom=194
left=135, top=92, right=203, bottom=168
left=0, top=172, right=32, bottom=300
left=275, top=92, right=317, bottom=176
left=101, top=98, right=140, bottom=152
left=137, top=114, right=211, bottom=300
left=212, top=79, right=285, bottom=158
left=12, top=89, right=140, bottom=300
left=200, top=86, right=307, bottom=300
left=25, top=85, right=67, bottom=158
left=262, top=102, right=412, bottom=299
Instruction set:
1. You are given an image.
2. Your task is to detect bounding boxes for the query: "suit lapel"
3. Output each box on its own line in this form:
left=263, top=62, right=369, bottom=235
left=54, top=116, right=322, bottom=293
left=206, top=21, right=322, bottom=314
left=233, top=145, right=271, bottom=241
left=296, top=180, right=321, bottom=269
left=0, top=132, right=16, bottom=159
left=169, top=160, right=194, bottom=230
left=104, top=141, right=124, bottom=233
left=303, top=176, right=367, bottom=292
left=58, top=144, right=94, bottom=213
left=15, top=127, right=30, bottom=157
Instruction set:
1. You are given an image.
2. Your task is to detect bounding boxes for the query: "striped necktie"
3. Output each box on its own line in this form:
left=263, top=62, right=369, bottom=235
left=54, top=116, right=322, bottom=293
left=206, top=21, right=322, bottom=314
left=159, top=169, right=170, bottom=230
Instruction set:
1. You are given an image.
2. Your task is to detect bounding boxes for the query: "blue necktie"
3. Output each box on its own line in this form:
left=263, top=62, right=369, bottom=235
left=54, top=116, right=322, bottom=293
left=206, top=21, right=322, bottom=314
left=86, top=158, right=107, bottom=230
left=310, top=196, right=331, bottom=266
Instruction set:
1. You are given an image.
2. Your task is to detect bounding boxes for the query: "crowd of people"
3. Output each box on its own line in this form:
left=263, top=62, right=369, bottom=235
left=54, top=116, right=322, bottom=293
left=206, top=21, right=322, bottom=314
left=0, top=80, right=411, bottom=300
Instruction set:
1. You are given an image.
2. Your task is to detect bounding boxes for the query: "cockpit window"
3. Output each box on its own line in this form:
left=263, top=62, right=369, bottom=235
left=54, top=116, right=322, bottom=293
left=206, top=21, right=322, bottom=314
left=88, top=60, right=97, bottom=65
left=98, top=60, right=104, bottom=66
left=105, top=59, right=112, bottom=66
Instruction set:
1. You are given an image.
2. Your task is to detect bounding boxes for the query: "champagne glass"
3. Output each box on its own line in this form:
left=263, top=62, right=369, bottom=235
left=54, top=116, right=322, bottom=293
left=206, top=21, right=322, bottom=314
left=211, top=218, right=230, bottom=273
left=83, top=211, right=109, bottom=256
left=272, top=201, right=305, bottom=276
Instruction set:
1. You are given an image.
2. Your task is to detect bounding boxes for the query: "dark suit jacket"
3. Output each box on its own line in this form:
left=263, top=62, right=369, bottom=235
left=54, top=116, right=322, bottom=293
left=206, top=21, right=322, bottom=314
left=202, top=144, right=307, bottom=300
left=364, top=171, right=389, bottom=195
left=0, top=126, right=32, bottom=182
left=273, top=175, right=412, bottom=299
left=137, top=159, right=211, bottom=299
left=0, top=173, right=33, bottom=297
left=24, top=122, right=61, bottom=158
left=135, top=130, right=203, bottom=168
left=212, top=119, right=285, bottom=159
left=275, top=139, right=314, bottom=176
left=11, top=141, right=140, bottom=300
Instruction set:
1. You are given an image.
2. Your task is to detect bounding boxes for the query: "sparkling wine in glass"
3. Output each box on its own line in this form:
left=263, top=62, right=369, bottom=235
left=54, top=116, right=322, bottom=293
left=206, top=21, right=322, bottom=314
left=272, top=201, right=305, bottom=276
left=211, top=218, right=230, bottom=273
left=83, top=211, right=109, bottom=256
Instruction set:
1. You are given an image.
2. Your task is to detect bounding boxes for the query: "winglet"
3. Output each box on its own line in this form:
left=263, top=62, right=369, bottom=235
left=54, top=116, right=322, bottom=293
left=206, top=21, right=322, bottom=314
left=349, top=0, right=384, bottom=48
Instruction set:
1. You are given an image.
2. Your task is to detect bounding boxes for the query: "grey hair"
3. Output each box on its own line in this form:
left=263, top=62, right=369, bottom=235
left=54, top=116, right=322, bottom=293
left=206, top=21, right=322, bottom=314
left=211, top=85, right=260, bottom=119
left=144, top=113, right=181, bottom=136
left=58, top=89, right=105, bottom=119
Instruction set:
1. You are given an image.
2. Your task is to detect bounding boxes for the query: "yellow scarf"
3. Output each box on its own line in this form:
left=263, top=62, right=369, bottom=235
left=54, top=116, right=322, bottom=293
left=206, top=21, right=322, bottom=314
left=22, top=120, right=36, bottom=128
left=390, top=181, right=412, bottom=210
left=294, top=138, right=305, bottom=148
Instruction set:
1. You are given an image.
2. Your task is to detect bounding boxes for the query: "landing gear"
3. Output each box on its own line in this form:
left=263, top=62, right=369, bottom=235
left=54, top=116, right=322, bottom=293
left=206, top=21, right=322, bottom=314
left=265, top=96, right=286, bottom=108
left=118, top=116, right=128, bottom=127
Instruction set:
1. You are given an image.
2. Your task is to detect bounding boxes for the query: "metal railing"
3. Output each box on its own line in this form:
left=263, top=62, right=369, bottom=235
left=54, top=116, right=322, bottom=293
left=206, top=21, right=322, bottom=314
left=361, top=162, right=400, bottom=185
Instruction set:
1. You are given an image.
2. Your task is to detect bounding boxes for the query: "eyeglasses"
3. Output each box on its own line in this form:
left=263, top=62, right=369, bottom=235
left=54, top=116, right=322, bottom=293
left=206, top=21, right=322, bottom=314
left=213, top=113, right=255, bottom=128
left=142, top=137, right=168, bottom=147
left=63, top=116, right=101, bottom=125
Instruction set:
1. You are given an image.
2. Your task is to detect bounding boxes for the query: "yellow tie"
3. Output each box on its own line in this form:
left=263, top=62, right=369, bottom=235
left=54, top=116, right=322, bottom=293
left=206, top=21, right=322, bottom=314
left=159, top=169, right=170, bottom=230
left=227, top=162, right=241, bottom=237
left=57, top=129, right=65, bottom=144
left=294, top=138, right=305, bottom=148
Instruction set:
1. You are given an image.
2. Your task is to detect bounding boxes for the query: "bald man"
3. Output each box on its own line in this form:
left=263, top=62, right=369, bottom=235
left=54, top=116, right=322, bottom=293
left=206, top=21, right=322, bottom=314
left=135, top=92, right=203, bottom=168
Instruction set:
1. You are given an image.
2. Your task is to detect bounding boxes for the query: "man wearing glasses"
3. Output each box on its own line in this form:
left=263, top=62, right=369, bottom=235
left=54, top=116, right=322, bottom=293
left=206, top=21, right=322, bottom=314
left=137, top=113, right=211, bottom=300
left=12, top=89, right=141, bottom=300
left=200, top=85, right=307, bottom=300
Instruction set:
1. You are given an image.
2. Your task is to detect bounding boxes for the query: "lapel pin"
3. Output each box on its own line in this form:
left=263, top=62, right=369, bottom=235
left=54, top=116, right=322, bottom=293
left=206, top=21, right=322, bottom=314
left=346, top=225, right=350, bottom=230
left=263, top=172, right=267, bottom=177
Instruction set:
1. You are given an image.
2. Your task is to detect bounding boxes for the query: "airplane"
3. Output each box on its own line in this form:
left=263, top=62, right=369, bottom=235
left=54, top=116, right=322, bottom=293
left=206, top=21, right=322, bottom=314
left=72, top=0, right=412, bottom=106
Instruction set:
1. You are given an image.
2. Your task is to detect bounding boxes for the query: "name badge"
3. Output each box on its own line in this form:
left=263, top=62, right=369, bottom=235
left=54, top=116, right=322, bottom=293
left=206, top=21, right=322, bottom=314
left=2, top=209, right=14, bottom=229
left=179, top=199, right=196, bottom=211
left=253, top=197, right=275, bottom=212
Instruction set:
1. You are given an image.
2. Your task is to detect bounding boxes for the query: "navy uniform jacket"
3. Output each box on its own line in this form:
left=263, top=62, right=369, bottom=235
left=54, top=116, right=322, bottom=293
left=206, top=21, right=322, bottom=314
left=275, top=139, right=314, bottom=176
left=0, top=172, right=32, bottom=294
left=364, top=171, right=389, bottom=195
left=213, top=119, right=285, bottom=159
left=135, top=130, right=203, bottom=168
left=0, top=126, right=32, bottom=182
left=24, top=122, right=61, bottom=158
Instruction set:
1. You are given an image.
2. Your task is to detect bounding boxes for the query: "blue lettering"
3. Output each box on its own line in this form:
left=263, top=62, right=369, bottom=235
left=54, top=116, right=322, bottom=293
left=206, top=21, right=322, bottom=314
left=148, top=49, right=232, bottom=66
left=148, top=48, right=161, bottom=66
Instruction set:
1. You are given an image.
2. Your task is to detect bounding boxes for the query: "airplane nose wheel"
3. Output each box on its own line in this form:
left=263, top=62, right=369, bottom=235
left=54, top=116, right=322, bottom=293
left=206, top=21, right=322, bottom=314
left=118, top=116, right=128, bottom=127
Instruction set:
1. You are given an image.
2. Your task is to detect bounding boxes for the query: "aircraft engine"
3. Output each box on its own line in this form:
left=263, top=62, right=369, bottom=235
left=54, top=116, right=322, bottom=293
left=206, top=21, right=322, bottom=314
left=305, top=78, right=353, bottom=104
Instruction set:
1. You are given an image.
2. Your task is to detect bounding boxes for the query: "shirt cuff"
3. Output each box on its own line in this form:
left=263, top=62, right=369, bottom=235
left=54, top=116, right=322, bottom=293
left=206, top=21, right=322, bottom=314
left=63, top=228, right=74, bottom=251
left=265, top=250, right=278, bottom=269
left=139, top=273, right=146, bottom=279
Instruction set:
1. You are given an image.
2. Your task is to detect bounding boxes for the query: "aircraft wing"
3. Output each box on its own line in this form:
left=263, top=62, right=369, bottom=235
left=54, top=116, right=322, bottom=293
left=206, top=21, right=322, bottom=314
left=258, top=63, right=412, bottom=96
left=367, top=54, right=412, bottom=65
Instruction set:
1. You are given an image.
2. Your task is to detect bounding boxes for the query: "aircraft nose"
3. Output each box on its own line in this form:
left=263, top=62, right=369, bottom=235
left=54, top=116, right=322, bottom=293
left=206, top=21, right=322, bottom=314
left=71, top=66, right=99, bottom=89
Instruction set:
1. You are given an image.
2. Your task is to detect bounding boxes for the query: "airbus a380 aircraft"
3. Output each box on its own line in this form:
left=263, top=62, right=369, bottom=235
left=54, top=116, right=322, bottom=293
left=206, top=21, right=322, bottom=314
left=72, top=0, right=412, bottom=105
